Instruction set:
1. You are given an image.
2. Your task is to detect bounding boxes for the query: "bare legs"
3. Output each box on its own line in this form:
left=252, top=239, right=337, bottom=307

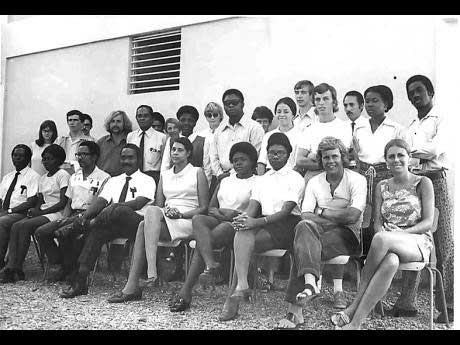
left=143, top=206, right=169, bottom=279
left=122, top=221, right=147, bottom=294
left=339, top=232, right=424, bottom=329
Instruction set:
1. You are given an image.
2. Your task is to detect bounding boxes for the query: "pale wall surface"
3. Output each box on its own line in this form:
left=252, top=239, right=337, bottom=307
left=0, top=15, right=445, bottom=175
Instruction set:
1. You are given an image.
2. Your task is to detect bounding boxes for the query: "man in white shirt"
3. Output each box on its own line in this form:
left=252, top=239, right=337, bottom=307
left=276, top=137, right=366, bottom=329
left=0, top=145, right=40, bottom=269
left=388, top=75, right=453, bottom=323
left=295, top=83, right=352, bottom=181
left=293, top=80, right=318, bottom=132
left=59, top=143, right=157, bottom=298
left=127, top=105, right=167, bottom=185
left=210, top=89, right=265, bottom=181
left=56, top=110, right=95, bottom=175
left=35, top=141, right=110, bottom=282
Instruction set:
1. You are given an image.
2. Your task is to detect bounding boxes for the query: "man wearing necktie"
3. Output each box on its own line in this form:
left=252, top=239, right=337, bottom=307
left=127, top=105, right=167, bottom=186
left=60, top=143, right=157, bottom=298
left=0, top=145, right=40, bottom=270
left=343, top=91, right=365, bottom=170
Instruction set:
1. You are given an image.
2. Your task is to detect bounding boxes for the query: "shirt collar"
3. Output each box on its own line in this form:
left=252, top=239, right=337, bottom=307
left=106, top=133, right=127, bottom=142
left=265, top=164, right=291, bottom=176
left=17, top=166, right=30, bottom=175
left=222, top=114, right=249, bottom=129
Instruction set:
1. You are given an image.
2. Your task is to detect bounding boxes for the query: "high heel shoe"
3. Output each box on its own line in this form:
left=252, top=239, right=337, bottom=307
left=218, top=295, right=240, bottom=321
left=230, top=288, right=252, bottom=302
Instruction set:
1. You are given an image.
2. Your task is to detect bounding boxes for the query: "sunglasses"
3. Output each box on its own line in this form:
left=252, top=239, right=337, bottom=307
left=205, top=113, right=220, bottom=119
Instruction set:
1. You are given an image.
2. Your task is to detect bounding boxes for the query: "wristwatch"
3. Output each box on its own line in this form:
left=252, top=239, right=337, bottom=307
left=7, top=208, right=13, bottom=214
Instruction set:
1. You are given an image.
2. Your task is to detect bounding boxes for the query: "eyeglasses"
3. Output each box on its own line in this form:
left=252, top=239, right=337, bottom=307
left=267, top=150, right=288, bottom=157
left=205, top=113, right=220, bottom=119
left=75, top=152, right=91, bottom=158
left=223, top=100, right=241, bottom=107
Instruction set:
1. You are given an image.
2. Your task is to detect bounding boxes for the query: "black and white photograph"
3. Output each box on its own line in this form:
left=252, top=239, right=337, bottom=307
left=0, top=14, right=457, bottom=331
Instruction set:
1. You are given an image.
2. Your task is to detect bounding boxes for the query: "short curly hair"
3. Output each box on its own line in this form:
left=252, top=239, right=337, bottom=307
left=42, top=144, right=67, bottom=166
left=364, top=85, right=394, bottom=112
left=229, top=142, right=258, bottom=169
left=316, top=136, right=349, bottom=169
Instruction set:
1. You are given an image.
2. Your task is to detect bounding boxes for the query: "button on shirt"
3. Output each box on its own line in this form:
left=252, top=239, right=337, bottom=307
left=298, top=117, right=353, bottom=154
left=407, top=106, right=449, bottom=171
left=250, top=165, right=305, bottom=216
left=96, top=134, right=128, bottom=177
left=301, top=168, right=367, bottom=240
left=127, top=128, right=167, bottom=172
left=293, top=108, right=318, bottom=132
left=211, top=116, right=265, bottom=176
left=66, top=167, right=111, bottom=210
left=98, top=170, right=157, bottom=216
left=258, top=126, right=302, bottom=170
left=0, top=166, right=40, bottom=209
left=353, top=117, right=409, bottom=165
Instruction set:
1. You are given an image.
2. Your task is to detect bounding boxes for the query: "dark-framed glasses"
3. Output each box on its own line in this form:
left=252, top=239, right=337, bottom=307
left=75, top=152, right=91, bottom=158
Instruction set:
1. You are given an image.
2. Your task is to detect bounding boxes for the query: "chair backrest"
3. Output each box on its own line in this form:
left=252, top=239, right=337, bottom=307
left=429, top=208, right=440, bottom=267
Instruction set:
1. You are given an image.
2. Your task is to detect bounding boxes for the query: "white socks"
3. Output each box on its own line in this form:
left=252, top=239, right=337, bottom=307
left=333, top=279, right=343, bottom=293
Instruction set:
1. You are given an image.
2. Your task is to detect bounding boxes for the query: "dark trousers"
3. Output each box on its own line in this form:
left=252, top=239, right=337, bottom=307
left=285, top=219, right=359, bottom=304
left=78, top=205, right=143, bottom=271
left=6, top=216, right=50, bottom=270
left=35, top=211, right=84, bottom=270
left=0, top=213, right=27, bottom=263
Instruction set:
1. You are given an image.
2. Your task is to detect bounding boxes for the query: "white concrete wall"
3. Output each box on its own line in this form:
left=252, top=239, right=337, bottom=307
left=0, top=15, right=450, bottom=175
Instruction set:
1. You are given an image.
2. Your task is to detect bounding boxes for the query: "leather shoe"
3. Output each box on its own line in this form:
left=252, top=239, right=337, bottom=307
left=59, top=273, right=88, bottom=298
left=107, top=289, right=142, bottom=303
left=218, top=295, right=240, bottom=321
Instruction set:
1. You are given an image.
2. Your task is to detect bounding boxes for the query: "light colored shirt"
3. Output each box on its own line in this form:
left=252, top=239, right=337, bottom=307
left=66, top=166, right=110, bottom=210
left=293, top=107, right=318, bottom=132
left=258, top=126, right=302, bottom=170
left=301, top=168, right=367, bottom=239
left=298, top=117, right=353, bottom=154
left=56, top=133, right=95, bottom=169
left=0, top=166, right=40, bottom=209
left=210, top=115, right=265, bottom=176
left=217, top=174, right=257, bottom=211
left=353, top=116, right=409, bottom=164
left=98, top=170, right=157, bottom=216
left=347, top=115, right=368, bottom=137
left=127, top=127, right=167, bottom=172
left=38, top=169, right=70, bottom=221
left=250, top=165, right=305, bottom=216
left=407, top=106, right=449, bottom=171
left=30, top=142, right=50, bottom=176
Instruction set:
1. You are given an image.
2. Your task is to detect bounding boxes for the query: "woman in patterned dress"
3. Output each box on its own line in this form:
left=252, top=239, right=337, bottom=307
left=331, top=139, right=435, bottom=330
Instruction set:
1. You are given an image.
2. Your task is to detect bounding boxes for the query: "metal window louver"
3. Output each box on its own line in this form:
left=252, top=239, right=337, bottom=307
left=129, top=29, right=181, bottom=94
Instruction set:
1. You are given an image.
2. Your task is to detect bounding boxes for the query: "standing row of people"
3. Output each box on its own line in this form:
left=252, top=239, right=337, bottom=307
left=0, top=74, right=453, bottom=327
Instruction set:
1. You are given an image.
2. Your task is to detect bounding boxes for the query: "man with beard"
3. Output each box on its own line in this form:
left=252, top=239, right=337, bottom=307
left=276, top=137, right=366, bottom=329
left=59, top=143, right=156, bottom=298
left=97, top=110, right=133, bottom=177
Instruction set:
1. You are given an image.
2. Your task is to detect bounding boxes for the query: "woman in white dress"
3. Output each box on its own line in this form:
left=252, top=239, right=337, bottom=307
left=30, top=120, right=58, bottom=176
left=108, top=137, right=209, bottom=302
left=169, top=142, right=258, bottom=312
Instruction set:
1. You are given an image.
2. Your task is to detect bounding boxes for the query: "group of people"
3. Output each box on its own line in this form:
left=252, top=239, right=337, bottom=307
left=0, top=73, right=453, bottom=329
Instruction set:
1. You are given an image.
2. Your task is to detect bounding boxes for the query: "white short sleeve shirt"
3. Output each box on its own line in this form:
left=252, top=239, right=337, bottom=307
left=251, top=165, right=305, bottom=216
left=98, top=170, right=157, bottom=216
left=0, top=166, right=40, bottom=209
left=217, top=174, right=258, bottom=211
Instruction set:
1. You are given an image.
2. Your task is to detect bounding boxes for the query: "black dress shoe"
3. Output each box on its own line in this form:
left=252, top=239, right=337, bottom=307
left=107, top=290, right=142, bottom=303
left=0, top=268, right=16, bottom=284
left=169, top=295, right=191, bottom=312
left=59, top=273, right=88, bottom=298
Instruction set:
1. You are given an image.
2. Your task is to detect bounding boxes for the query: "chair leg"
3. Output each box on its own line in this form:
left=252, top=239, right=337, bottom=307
left=355, top=259, right=361, bottom=291
left=252, top=255, right=259, bottom=302
left=228, top=249, right=234, bottom=289
left=32, top=235, right=45, bottom=272
left=432, top=267, right=450, bottom=328
left=184, top=242, right=189, bottom=278
left=428, top=268, right=434, bottom=330
left=90, top=257, right=98, bottom=287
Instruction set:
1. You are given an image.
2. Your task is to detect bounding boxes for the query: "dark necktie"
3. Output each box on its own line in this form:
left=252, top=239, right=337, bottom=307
left=118, top=176, right=132, bottom=202
left=3, top=171, right=20, bottom=210
left=139, top=131, right=146, bottom=172
left=351, top=121, right=356, bottom=135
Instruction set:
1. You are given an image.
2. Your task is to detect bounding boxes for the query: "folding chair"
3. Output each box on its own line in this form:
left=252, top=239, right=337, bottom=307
left=376, top=208, right=448, bottom=329
left=188, top=239, right=235, bottom=288
left=158, top=239, right=191, bottom=285
left=252, top=249, right=294, bottom=301
left=31, top=234, right=45, bottom=273
left=90, top=237, right=133, bottom=287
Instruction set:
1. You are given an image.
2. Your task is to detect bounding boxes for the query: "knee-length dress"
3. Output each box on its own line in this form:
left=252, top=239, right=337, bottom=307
left=161, top=163, right=201, bottom=243
left=379, top=175, right=433, bottom=262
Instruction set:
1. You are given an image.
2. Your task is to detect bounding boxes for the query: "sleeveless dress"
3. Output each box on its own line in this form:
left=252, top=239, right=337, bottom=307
left=161, top=163, right=201, bottom=243
left=380, top=175, right=433, bottom=262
